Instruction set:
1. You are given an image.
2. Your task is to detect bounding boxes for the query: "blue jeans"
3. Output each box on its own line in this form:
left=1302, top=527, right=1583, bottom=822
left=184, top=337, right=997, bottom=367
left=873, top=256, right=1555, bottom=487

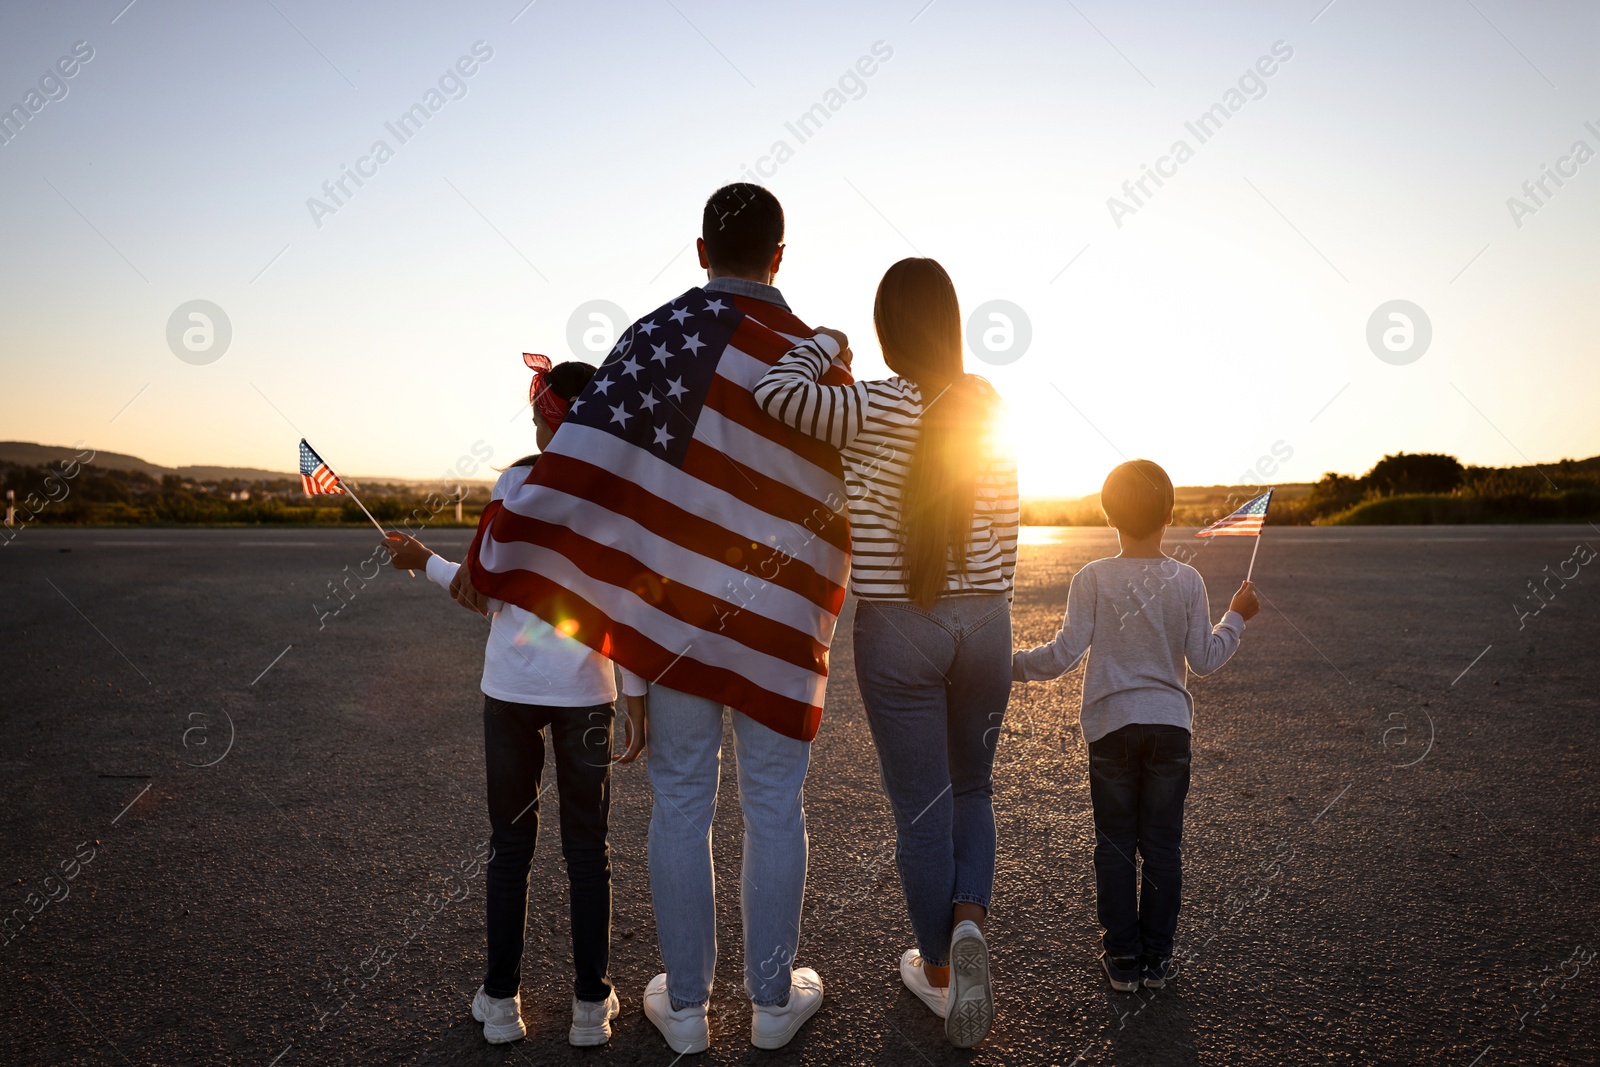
left=481, top=696, right=614, bottom=1002
left=645, top=684, right=811, bottom=1009
left=1087, top=722, right=1192, bottom=962
left=852, top=594, right=1012, bottom=967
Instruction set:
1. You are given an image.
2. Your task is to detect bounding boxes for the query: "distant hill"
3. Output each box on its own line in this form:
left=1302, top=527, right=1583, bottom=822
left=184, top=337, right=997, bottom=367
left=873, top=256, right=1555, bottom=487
left=0, top=442, right=488, bottom=487
left=0, top=442, right=290, bottom=483
left=1, top=441, right=497, bottom=528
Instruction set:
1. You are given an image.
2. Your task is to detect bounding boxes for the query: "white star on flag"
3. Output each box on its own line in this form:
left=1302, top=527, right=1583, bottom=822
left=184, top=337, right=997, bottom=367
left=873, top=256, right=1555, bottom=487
left=681, top=333, right=705, bottom=354
left=651, top=342, right=672, bottom=365
left=669, top=306, right=691, bottom=324
left=665, top=377, right=689, bottom=401
left=620, top=355, right=643, bottom=378
left=703, top=299, right=728, bottom=315
left=639, top=391, right=660, bottom=413
left=591, top=376, right=614, bottom=396
left=636, top=319, right=658, bottom=335
left=653, top=424, right=674, bottom=447
left=609, top=402, right=632, bottom=427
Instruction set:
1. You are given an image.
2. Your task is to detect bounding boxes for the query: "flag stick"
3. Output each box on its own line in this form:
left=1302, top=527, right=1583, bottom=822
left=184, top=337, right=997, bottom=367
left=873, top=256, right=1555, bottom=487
left=322, top=458, right=414, bottom=578
left=1243, top=486, right=1274, bottom=583
left=340, top=482, right=387, bottom=538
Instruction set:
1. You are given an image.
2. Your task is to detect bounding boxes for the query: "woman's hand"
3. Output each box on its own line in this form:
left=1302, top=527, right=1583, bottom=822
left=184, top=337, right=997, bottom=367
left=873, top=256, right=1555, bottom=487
left=813, top=327, right=852, bottom=368
left=613, top=694, right=648, bottom=763
left=383, top=532, right=434, bottom=571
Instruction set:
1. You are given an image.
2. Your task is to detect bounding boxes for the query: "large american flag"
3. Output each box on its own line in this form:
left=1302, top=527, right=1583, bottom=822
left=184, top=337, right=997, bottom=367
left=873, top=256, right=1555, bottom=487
left=466, top=287, right=853, bottom=742
left=1196, top=489, right=1273, bottom=537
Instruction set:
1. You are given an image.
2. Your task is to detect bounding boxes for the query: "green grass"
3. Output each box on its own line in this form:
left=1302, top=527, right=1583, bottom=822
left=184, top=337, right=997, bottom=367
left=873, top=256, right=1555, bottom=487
left=1323, top=492, right=1600, bottom=525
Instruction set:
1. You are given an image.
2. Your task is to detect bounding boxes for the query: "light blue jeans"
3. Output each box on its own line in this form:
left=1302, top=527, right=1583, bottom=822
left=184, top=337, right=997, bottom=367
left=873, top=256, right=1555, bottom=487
left=645, top=684, right=811, bottom=1009
left=853, top=594, right=1012, bottom=966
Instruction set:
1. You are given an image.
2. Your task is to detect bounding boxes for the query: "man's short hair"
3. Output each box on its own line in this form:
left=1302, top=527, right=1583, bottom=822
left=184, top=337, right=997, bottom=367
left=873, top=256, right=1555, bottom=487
left=702, top=183, right=784, bottom=275
left=1101, top=460, right=1174, bottom=538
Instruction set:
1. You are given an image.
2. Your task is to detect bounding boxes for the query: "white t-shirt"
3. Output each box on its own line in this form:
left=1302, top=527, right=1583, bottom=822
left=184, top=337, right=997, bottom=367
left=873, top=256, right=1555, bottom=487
left=427, top=465, right=646, bottom=707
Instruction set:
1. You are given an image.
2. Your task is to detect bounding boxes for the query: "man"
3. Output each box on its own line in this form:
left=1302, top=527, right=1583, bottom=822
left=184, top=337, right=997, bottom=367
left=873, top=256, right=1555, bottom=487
left=452, top=184, right=852, bottom=1053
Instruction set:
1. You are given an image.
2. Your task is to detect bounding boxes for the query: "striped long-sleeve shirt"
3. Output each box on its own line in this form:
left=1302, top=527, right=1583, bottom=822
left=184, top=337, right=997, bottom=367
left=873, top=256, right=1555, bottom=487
left=754, top=333, right=1019, bottom=601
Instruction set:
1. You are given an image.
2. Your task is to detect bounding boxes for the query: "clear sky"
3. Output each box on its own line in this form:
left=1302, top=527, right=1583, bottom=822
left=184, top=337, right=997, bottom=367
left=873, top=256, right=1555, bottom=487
left=2, top=0, right=1597, bottom=497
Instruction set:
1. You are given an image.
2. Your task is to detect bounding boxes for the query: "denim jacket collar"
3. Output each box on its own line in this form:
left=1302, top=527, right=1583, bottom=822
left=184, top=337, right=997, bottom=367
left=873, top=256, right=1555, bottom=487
left=702, top=275, right=789, bottom=312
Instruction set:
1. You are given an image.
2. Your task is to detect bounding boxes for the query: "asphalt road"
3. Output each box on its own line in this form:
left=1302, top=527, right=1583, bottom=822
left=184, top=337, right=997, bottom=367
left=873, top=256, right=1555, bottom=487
left=2, top=525, right=1598, bottom=1066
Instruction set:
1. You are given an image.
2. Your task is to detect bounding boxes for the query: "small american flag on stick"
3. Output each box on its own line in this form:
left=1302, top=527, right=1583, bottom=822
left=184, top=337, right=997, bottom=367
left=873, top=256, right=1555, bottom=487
left=1196, top=488, right=1273, bottom=580
left=1196, top=489, right=1272, bottom=537
left=298, top=439, right=404, bottom=575
left=299, top=439, right=345, bottom=496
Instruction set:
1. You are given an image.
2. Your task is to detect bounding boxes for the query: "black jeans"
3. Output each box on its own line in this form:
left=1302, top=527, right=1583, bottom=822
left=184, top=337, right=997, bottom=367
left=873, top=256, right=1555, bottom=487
left=482, top=695, right=614, bottom=1002
left=1087, top=722, right=1192, bottom=962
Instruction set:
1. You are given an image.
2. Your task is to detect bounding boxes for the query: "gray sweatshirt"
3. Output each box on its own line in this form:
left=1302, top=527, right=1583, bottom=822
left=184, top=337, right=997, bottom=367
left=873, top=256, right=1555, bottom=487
left=1012, top=556, right=1245, bottom=743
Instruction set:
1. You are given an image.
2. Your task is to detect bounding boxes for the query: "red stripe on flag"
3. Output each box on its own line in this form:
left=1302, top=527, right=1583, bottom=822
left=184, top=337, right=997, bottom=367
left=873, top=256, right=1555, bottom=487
left=509, top=452, right=847, bottom=614
left=726, top=295, right=811, bottom=346
left=679, top=439, right=850, bottom=555
left=702, top=371, right=845, bottom=476
left=474, top=563, right=825, bottom=741
left=303, top=469, right=344, bottom=495
left=480, top=512, right=833, bottom=675
left=1195, top=521, right=1263, bottom=537
left=721, top=303, right=851, bottom=387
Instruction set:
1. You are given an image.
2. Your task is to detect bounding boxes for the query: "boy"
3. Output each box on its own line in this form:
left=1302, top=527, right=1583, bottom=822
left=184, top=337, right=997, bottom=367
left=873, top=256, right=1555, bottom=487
left=1012, top=459, right=1258, bottom=991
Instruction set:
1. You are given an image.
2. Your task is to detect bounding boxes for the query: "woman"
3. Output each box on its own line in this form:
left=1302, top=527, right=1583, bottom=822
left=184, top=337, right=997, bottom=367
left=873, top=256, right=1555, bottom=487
left=754, top=258, right=1018, bottom=1048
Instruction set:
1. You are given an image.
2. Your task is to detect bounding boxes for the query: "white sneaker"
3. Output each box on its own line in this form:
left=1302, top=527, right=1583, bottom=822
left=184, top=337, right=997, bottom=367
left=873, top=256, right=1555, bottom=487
left=642, top=973, right=709, bottom=1054
left=898, top=948, right=949, bottom=1019
left=946, top=920, right=994, bottom=1048
left=750, top=967, right=824, bottom=1050
left=470, top=986, right=526, bottom=1044
left=569, top=990, right=620, bottom=1047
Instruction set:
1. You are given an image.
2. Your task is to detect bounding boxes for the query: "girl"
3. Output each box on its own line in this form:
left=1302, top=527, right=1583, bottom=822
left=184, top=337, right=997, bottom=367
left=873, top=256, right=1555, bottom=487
left=753, top=259, right=1018, bottom=1048
left=384, top=352, right=648, bottom=1046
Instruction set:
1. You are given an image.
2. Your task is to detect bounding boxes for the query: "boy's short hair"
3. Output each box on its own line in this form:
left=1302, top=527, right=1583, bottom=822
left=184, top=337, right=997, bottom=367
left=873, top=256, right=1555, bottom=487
left=1101, top=460, right=1174, bottom=538
left=702, top=183, right=784, bottom=275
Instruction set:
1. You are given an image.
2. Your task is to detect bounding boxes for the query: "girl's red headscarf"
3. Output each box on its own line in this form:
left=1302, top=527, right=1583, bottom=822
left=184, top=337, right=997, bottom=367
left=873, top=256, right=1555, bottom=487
left=524, top=352, right=570, bottom=430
